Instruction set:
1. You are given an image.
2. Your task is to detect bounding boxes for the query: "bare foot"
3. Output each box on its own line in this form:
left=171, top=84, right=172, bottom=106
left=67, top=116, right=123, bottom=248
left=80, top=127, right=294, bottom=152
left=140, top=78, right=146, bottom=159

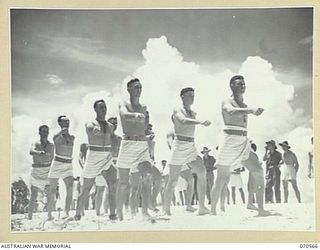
left=198, top=207, right=211, bottom=215
left=258, top=210, right=271, bottom=216
left=186, top=206, right=197, bottom=212
left=247, top=204, right=259, bottom=211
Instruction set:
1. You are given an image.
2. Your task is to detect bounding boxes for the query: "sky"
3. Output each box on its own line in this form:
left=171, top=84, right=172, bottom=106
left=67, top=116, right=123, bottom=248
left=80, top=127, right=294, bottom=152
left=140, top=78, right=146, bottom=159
left=10, top=8, right=313, bottom=187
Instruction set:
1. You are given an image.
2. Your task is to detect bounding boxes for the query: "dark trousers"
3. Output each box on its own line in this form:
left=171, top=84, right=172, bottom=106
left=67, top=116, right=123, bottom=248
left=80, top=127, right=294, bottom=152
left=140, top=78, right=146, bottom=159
left=206, top=171, right=214, bottom=203
left=265, top=167, right=281, bottom=203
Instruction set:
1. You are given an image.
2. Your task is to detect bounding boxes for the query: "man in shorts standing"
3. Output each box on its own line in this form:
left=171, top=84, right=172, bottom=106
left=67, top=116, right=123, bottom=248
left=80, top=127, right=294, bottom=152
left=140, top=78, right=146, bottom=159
left=75, top=100, right=117, bottom=221
left=116, top=78, right=153, bottom=221
left=163, top=87, right=211, bottom=216
left=47, top=115, right=75, bottom=220
left=28, top=125, right=54, bottom=220
left=210, top=75, right=269, bottom=216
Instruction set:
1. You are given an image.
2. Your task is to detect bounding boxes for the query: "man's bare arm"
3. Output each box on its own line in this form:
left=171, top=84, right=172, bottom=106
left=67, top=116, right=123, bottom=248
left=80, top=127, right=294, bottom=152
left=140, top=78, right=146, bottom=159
left=29, top=143, right=44, bottom=155
left=223, top=100, right=263, bottom=116
left=174, top=110, right=210, bottom=126
left=119, top=103, right=144, bottom=120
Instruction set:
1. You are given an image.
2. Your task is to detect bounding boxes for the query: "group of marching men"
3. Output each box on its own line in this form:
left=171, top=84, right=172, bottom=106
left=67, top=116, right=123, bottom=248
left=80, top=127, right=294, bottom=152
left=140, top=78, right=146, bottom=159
left=27, top=75, right=308, bottom=222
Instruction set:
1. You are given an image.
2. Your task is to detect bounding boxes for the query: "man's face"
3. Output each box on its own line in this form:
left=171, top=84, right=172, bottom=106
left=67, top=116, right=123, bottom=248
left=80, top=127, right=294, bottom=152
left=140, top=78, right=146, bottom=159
left=280, top=146, right=288, bottom=152
left=95, top=101, right=107, bottom=117
left=267, top=143, right=275, bottom=151
left=59, top=117, right=70, bottom=129
left=39, top=127, right=49, bottom=139
left=128, top=80, right=142, bottom=98
left=146, top=125, right=153, bottom=135
left=161, top=161, right=167, bottom=167
left=231, top=78, right=246, bottom=94
left=182, top=91, right=195, bottom=106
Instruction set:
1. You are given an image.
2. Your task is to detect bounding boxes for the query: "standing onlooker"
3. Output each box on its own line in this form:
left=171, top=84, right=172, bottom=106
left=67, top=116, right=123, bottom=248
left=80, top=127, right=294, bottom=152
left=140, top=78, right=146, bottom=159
left=201, top=147, right=216, bottom=204
left=264, top=140, right=282, bottom=203
left=279, top=141, right=301, bottom=203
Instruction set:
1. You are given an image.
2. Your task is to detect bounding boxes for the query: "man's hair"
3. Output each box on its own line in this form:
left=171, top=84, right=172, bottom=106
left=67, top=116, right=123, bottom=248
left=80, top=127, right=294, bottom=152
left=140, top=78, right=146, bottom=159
left=180, top=87, right=194, bottom=97
left=38, top=125, right=49, bottom=133
left=229, top=75, right=244, bottom=87
left=93, top=99, right=105, bottom=109
left=57, top=115, right=67, bottom=123
left=127, top=78, right=140, bottom=88
left=251, top=143, right=257, bottom=152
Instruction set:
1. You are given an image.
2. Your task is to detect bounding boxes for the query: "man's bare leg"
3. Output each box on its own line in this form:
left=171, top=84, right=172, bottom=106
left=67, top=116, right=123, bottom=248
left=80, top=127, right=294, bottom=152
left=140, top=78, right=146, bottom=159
left=63, top=176, right=74, bottom=218
left=75, top=178, right=95, bottom=220
left=231, top=186, right=236, bottom=204
left=95, top=186, right=105, bottom=216
left=130, top=172, right=141, bottom=218
left=47, top=178, right=59, bottom=220
left=116, top=168, right=130, bottom=221
left=190, top=157, right=210, bottom=215
left=150, top=173, right=162, bottom=211
left=28, top=185, right=39, bottom=220
left=163, top=164, right=182, bottom=215
left=104, top=186, right=109, bottom=214
left=141, top=173, right=152, bottom=219
left=247, top=173, right=258, bottom=210
left=180, top=169, right=196, bottom=212
left=220, top=181, right=229, bottom=212
left=104, top=167, right=118, bottom=219
left=210, top=166, right=230, bottom=215
left=290, top=180, right=301, bottom=203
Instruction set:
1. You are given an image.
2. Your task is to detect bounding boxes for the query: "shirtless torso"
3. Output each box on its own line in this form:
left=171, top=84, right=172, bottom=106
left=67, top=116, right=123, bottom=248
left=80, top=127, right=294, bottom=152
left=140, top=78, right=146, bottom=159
left=120, top=100, right=149, bottom=138
left=86, top=119, right=113, bottom=147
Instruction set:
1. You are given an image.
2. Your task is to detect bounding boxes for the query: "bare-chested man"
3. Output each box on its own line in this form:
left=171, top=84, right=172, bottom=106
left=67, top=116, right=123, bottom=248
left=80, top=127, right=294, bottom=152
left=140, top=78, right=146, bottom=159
left=210, top=75, right=269, bottom=216
left=163, top=87, right=211, bottom=216
left=95, top=117, right=121, bottom=217
left=75, top=99, right=117, bottom=221
left=28, top=125, right=54, bottom=220
left=47, top=115, right=75, bottom=220
left=116, top=78, right=153, bottom=221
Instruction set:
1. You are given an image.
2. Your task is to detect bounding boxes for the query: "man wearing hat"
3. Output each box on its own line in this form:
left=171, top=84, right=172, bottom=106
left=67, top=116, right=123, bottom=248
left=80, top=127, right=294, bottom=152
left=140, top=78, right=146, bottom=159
left=263, top=140, right=282, bottom=203
left=279, top=141, right=301, bottom=203
left=201, top=147, right=216, bottom=204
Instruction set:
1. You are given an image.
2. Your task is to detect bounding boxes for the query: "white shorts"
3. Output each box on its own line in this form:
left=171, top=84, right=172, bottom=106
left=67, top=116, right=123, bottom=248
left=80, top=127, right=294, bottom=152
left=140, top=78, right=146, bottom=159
left=229, top=173, right=243, bottom=188
left=48, top=159, right=73, bottom=179
left=30, top=166, right=50, bottom=191
left=82, top=150, right=113, bottom=178
left=116, top=140, right=152, bottom=173
left=168, top=139, right=198, bottom=166
left=216, top=132, right=251, bottom=172
left=282, top=164, right=297, bottom=181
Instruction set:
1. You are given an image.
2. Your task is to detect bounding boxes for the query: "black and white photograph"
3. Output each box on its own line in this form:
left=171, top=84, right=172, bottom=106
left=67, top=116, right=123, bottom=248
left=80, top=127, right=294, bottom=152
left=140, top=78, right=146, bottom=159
left=10, top=7, right=314, bottom=233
